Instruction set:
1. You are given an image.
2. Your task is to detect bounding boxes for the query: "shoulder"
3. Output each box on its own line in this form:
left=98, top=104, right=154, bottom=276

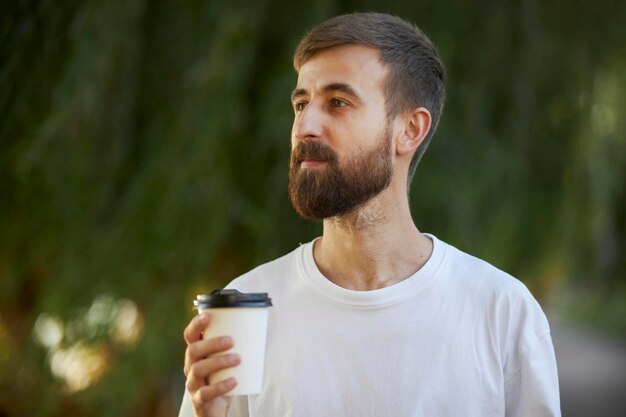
left=224, top=242, right=307, bottom=293
left=439, top=237, right=552, bottom=356
left=439, top=238, right=534, bottom=302
left=437, top=237, right=550, bottom=333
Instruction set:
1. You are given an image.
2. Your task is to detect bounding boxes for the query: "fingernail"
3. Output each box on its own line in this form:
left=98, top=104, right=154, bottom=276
left=226, top=377, right=237, bottom=387
left=199, top=313, right=210, bottom=322
left=222, top=336, right=233, bottom=346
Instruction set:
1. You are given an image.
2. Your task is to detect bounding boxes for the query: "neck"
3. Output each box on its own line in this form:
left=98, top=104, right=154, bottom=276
left=314, top=186, right=433, bottom=291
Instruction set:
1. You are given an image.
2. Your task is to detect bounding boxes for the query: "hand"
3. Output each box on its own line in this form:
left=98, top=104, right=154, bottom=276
left=184, top=313, right=240, bottom=417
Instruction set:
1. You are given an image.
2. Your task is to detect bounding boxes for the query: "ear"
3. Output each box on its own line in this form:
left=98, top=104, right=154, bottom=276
left=396, top=107, right=432, bottom=157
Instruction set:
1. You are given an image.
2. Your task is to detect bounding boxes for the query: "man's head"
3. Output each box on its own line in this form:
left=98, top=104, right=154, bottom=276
left=293, top=12, right=446, bottom=183
left=288, top=13, right=446, bottom=221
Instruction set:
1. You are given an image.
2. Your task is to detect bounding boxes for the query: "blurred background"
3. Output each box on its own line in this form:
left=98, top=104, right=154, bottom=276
left=1, top=0, right=625, bottom=416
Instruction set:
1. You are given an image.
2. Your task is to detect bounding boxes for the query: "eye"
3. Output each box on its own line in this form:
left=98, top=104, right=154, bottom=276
left=293, top=101, right=308, bottom=112
left=330, top=98, right=348, bottom=108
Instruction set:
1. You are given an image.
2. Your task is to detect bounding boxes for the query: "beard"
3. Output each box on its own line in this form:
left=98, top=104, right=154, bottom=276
left=288, top=124, right=393, bottom=221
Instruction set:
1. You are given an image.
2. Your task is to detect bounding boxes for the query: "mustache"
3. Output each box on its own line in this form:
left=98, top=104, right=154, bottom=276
left=291, top=142, right=337, bottom=163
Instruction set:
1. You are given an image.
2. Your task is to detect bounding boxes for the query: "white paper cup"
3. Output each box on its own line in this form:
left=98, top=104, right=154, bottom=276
left=194, top=290, right=272, bottom=396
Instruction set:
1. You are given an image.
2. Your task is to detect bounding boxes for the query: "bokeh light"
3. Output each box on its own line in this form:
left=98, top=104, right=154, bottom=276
left=33, top=295, right=144, bottom=393
left=33, top=314, right=64, bottom=349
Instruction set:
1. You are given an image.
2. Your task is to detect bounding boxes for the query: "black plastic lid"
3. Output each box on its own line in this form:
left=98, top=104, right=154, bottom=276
left=193, top=289, right=272, bottom=308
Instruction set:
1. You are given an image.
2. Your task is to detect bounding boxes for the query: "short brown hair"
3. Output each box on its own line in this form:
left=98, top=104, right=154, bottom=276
left=293, top=12, right=446, bottom=186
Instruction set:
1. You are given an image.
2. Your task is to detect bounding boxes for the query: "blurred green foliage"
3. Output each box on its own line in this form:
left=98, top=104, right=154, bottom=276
left=1, top=0, right=625, bottom=415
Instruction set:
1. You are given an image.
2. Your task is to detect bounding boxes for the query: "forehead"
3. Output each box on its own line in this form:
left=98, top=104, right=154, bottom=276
left=295, top=45, right=388, bottom=98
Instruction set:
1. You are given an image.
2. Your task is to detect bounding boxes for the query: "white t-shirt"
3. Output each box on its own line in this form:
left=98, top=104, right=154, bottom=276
left=179, top=235, right=560, bottom=417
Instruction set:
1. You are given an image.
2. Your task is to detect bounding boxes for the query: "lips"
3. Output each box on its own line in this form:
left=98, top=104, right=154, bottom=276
left=299, top=157, right=327, bottom=164
left=300, top=159, right=328, bottom=169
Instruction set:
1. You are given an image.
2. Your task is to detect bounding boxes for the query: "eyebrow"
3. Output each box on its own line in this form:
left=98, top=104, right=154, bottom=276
left=290, top=82, right=363, bottom=104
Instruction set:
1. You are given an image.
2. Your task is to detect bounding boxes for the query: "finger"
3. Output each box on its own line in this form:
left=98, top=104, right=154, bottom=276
left=184, top=336, right=234, bottom=377
left=186, top=353, right=241, bottom=392
left=188, top=336, right=234, bottom=363
left=183, top=313, right=211, bottom=345
left=192, top=378, right=237, bottom=404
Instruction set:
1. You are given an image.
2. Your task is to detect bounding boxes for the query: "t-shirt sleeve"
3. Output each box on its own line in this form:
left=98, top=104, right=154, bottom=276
left=504, top=332, right=561, bottom=417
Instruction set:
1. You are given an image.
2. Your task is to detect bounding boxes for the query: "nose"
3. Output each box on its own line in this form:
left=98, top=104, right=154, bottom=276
left=292, top=103, right=323, bottom=143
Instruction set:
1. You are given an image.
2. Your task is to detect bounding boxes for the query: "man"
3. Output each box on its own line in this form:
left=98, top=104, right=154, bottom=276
left=180, top=12, right=561, bottom=417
